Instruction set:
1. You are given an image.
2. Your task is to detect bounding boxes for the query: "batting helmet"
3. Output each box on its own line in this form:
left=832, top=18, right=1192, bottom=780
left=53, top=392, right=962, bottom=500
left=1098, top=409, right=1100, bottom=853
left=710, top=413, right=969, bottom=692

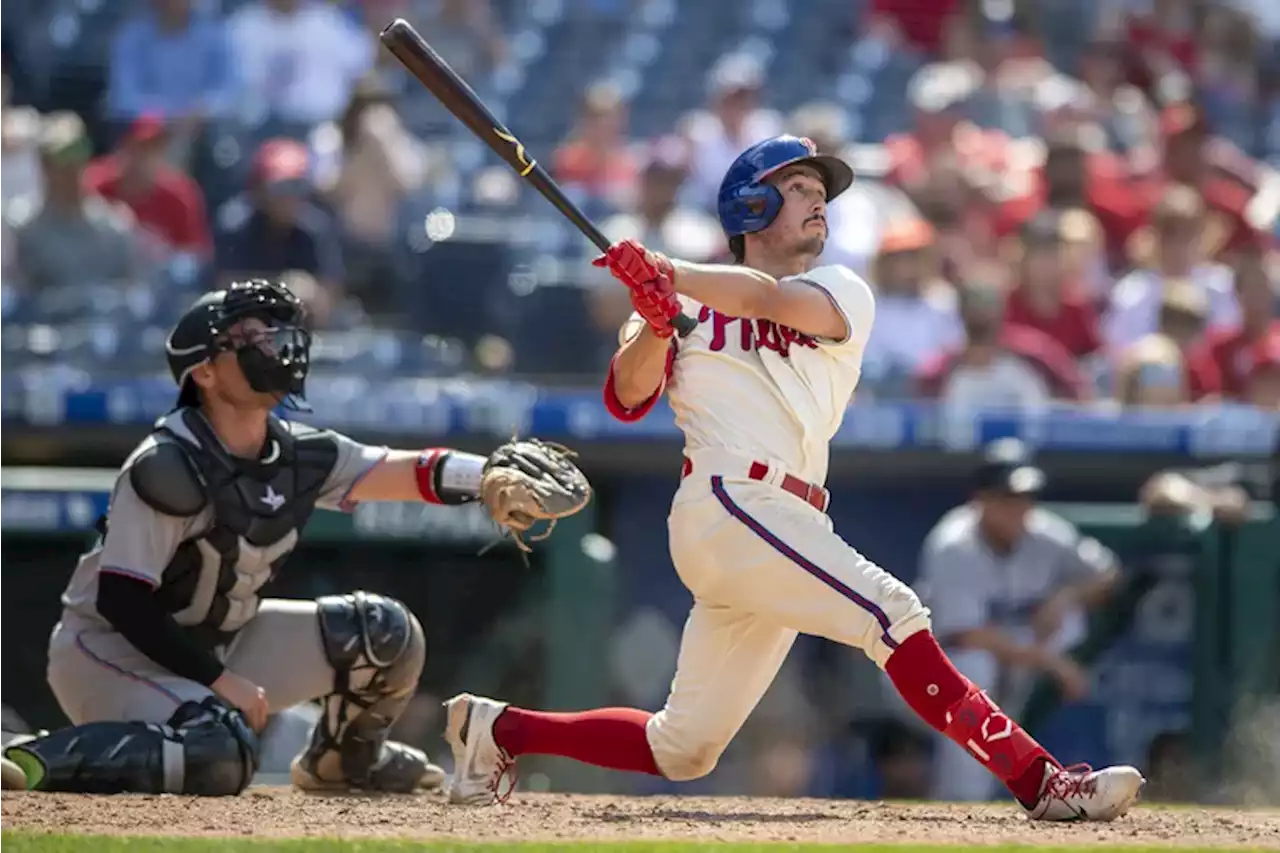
left=167, top=278, right=313, bottom=412
left=717, top=135, right=854, bottom=237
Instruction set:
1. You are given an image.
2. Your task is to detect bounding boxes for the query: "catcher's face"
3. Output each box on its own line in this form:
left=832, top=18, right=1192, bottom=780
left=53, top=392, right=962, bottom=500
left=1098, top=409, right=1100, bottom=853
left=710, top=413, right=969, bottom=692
left=192, top=317, right=289, bottom=411
left=757, top=165, right=827, bottom=262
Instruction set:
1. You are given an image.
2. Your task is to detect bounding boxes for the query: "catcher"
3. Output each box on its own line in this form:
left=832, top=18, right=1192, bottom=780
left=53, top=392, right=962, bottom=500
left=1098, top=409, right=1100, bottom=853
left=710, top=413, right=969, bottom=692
left=2, top=278, right=589, bottom=795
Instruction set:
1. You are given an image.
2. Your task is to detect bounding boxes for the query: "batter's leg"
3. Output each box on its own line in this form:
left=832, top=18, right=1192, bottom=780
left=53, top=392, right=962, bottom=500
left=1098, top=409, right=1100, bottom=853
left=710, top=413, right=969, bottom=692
left=225, top=594, right=443, bottom=793
left=702, top=478, right=1143, bottom=820
left=5, top=623, right=259, bottom=794
left=444, top=602, right=796, bottom=804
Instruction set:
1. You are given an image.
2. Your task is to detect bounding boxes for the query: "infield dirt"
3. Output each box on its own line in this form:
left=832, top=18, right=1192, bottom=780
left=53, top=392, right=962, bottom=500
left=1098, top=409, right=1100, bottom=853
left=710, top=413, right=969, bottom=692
left=4, top=789, right=1279, bottom=849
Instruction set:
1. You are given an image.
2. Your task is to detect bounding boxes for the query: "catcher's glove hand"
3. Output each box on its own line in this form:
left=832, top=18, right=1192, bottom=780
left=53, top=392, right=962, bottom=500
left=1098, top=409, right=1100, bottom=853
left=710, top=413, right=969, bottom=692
left=480, top=438, right=592, bottom=552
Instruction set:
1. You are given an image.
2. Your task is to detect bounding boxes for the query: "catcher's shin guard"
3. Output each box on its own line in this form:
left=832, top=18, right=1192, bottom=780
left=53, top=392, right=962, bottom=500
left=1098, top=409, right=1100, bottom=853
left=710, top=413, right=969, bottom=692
left=2, top=697, right=259, bottom=795
left=295, top=591, right=435, bottom=792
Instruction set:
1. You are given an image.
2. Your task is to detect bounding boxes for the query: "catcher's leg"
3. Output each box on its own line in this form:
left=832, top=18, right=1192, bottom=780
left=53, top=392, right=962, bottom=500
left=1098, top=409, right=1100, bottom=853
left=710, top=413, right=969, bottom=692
left=4, top=697, right=259, bottom=795
left=228, top=594, right=440, bottom=793
left=444, top=602, right=795, bottom=804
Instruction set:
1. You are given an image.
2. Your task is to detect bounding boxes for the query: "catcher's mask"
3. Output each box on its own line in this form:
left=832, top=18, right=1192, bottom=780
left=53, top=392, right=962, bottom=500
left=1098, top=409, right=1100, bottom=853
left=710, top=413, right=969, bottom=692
left=166, top=279, right=313, bottom=412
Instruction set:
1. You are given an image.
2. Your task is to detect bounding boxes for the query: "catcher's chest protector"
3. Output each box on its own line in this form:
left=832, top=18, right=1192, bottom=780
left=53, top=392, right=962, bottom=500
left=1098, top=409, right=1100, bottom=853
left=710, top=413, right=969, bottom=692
left=129, top=410, right=338, bottom=648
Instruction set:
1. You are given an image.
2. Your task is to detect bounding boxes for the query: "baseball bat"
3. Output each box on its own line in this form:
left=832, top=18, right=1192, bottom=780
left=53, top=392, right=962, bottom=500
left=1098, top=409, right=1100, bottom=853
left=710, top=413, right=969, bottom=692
left=379, top=18, right=697, bottom=338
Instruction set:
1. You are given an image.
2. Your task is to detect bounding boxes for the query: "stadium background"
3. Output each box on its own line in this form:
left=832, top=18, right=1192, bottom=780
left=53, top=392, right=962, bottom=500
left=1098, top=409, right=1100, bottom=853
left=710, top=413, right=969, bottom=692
left=1, top=0, right=1278, bottom=806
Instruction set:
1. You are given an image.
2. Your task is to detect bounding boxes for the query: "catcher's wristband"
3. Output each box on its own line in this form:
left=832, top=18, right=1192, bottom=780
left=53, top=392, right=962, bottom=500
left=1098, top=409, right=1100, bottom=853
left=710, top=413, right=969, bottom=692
left=416, top=449, right=486, bottom=505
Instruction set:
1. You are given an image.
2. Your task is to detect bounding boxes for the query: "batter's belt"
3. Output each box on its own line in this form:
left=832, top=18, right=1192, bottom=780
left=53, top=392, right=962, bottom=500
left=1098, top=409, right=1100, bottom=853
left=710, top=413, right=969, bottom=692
left=681, top=449, right=830, bottom=513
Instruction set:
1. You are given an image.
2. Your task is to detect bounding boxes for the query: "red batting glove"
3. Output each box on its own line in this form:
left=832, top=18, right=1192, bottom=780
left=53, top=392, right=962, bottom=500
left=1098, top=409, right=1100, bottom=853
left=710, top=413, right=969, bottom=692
left=592, top=239, right=674, bottom=289
left=629, top=272, right=681, bottom=338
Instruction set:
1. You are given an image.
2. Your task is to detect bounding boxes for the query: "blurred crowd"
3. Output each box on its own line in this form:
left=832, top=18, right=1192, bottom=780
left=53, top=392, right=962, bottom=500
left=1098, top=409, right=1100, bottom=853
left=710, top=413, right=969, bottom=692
left=2, top=0, right=1279, bottom=407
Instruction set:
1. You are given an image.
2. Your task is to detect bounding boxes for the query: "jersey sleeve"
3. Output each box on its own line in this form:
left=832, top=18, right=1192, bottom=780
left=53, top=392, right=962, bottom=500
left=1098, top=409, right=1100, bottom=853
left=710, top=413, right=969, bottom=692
left=97, top=475, right=192, bottom=588
left=316, top=431, right=389, bottom=512
left=917, top=538, right=989, bottom=642
left=795, top=264, right=876, bottom=353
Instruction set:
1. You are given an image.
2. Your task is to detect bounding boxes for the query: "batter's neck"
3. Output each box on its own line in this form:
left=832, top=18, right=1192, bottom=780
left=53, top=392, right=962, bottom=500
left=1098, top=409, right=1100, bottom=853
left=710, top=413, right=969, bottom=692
left=744, top=253, right=814, bottom=280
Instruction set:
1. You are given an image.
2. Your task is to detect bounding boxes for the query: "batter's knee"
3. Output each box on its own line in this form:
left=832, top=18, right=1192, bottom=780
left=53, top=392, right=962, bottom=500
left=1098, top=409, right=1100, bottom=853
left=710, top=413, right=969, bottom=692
left=644, top=712, right=731, bottom=782
left=867, top=585, right=932, bottom=670
left=316, top=591, right=426, bottom=695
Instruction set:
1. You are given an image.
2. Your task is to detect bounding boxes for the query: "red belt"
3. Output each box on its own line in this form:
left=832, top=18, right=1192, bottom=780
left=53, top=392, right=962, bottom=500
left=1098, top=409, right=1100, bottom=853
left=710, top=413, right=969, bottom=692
left=681, top=457, right=829, bottom=512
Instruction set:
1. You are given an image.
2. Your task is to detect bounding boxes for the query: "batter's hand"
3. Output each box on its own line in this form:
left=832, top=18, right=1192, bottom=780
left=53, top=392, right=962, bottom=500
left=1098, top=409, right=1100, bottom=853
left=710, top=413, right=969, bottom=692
left=592, top=239, right=674, bottom=289
left=212, top=670, right=269, bottom=732
left=630, top=272, right=681, bottom=338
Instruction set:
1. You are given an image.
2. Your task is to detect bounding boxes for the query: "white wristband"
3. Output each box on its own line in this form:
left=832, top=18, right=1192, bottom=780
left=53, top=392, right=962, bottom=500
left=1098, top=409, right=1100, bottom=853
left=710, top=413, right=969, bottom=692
left=438, top=451, right=486, bottom=499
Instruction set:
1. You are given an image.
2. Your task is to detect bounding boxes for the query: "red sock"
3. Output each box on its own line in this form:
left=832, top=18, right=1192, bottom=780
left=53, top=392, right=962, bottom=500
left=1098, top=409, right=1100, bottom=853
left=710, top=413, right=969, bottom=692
left=885, top=631, right=1057, bottom=806
left=492, top=706, right=662, bottom=776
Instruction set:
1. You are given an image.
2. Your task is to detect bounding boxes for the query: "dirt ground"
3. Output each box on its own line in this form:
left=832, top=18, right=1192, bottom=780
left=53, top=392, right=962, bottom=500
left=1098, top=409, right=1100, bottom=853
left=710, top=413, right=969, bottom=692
left=4, top=788, right=1280, bottom=849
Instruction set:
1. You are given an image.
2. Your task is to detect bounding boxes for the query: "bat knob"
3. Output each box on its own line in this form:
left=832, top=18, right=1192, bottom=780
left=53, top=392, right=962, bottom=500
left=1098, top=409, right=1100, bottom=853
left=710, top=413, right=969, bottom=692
left=673, top=312, right=697, bottom=338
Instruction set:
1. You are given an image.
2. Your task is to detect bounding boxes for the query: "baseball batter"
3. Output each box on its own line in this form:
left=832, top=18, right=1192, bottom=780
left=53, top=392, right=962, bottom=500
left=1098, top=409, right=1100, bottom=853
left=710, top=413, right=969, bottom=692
left=3, top=278, right=590, bottom=796
left=444, top=136, right=1145, bottom=820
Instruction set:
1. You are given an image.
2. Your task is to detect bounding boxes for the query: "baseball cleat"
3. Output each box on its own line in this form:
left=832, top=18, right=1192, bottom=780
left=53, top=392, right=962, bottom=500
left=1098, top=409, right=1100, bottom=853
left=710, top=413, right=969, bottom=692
left=291, top=741, right=446, bottom=793
left=1026, top=763, right=1145, bottom=821
left=443, top=693, right=514, bottom=805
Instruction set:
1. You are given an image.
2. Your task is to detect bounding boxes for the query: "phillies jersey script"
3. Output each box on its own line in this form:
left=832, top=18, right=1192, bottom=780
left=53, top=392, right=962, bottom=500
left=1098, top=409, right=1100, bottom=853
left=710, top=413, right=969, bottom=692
left=637, top=265, right=876, bottom=484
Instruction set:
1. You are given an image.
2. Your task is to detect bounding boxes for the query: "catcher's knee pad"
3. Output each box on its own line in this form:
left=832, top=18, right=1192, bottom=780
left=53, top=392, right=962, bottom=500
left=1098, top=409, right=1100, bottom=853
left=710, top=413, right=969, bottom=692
left=6, top=696, right=258, bottom=795
left=306, top=591, right=425, bottom=783
left=315, top=591, right=425, bottom=697
left=644, top=711, right=731, bottom=782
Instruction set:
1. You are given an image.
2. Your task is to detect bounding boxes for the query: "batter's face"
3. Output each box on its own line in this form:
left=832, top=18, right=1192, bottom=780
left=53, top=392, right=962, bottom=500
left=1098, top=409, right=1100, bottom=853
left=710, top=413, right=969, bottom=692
left=191, top=317, right=287, bottom=412
left=754, top=165, right=828, bottom=263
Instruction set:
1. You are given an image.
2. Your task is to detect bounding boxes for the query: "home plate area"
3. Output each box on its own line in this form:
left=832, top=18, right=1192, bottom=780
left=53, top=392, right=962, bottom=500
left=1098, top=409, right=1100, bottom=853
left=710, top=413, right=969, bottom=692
left=4, top=789, right=1278, bottom=849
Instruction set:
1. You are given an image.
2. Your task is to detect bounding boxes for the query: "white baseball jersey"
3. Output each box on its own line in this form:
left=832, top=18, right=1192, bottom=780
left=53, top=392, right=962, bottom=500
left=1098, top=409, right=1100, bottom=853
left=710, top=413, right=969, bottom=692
left=615, top=264, right=931, bottom=783
left=625, top=264, right=877, bottom=483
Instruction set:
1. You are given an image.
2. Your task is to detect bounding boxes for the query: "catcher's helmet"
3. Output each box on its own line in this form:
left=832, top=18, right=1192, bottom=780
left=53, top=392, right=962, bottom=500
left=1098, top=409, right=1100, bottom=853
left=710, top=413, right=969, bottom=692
left=166, top=278, right=313, bottom=412
left=717, top=134, right=854, bottom=237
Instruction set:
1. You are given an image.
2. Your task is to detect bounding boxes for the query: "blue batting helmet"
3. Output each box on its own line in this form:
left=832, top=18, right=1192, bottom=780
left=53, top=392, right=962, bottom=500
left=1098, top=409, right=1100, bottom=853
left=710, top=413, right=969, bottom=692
left=717, top=135, right=854, bottom=237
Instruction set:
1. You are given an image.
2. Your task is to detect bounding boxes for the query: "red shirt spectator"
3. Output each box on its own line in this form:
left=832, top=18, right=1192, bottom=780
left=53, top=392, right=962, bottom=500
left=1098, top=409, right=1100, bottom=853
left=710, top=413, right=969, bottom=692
left=82, top=115, right=211, bottom=257
left=1188, top=251, right=1279, bottom=399
left=867, top=0, right=962, bottom=55
left=917, top=324, right=1088, bottom=402
left=1001, top=211, right=1103, bottom=358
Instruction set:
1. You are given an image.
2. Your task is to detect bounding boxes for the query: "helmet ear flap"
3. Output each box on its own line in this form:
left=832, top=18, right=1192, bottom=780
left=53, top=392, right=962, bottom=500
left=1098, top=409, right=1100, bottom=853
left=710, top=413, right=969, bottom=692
left=720, top=183, right=784, bottom=236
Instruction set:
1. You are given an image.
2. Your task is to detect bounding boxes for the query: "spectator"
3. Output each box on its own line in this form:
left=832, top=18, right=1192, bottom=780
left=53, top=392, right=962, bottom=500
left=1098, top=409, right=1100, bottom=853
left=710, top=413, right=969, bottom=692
left=318, top=76, right=425, bottom=314
left=1104, top=184, right=1240, bottom=351
left=885, top=66, right=975, bottom=197
left=228, top=0, right=374, bottom=129
left=1002, top=210, right=1103, bottom=359
left=862, top=219, right=963, bottom=397
left=2, top=83, right=42, bottom=212
left=83, top=114, right=212, bottom=265
left=215, top=138, right=343, bottom=324
left=916, top=277, right=1088, bottom=406
left=1074, top=38, right=1156, bottom=153
left=1241, top=328, right=1280, bottom=409
left=917, top=438, right=1120, bottom=801
left=552, top=81, right=639, bottom=212
left=1191, top=248, right=1279, bottom=400
left=107, top=0, right=234, bottom=159
left=683, top=54, right=783, bottom=205
left=12, top=113, right=137, bottom=292
left=1135, top=102, right=1260, bottom=261
left=993, top=125, right=1145, bottom=270
left=1057, top=207, right=1113, bottom=304
left=864, top=0, right=965, bottom=57
left=590, top=136, right=720, bottom=332
left=1115, top=331, right=1196, bottom=408
left=1116, top=279, right=1222, bottom=404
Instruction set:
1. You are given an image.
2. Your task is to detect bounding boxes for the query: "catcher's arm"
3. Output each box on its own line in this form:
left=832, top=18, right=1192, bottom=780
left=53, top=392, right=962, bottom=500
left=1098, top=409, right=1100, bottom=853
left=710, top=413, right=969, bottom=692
left=347, top=442, right=591, bottom=551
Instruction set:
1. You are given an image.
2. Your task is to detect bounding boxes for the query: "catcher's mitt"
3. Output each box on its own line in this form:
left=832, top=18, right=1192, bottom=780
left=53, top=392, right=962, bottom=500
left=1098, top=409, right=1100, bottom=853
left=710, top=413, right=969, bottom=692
left=480, top=438, right=592, bottom=552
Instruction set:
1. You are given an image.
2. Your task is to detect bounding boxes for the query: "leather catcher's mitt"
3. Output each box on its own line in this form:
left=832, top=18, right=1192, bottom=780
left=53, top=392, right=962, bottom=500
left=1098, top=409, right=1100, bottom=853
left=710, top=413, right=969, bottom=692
left=480, top=438, right=591, bottom=551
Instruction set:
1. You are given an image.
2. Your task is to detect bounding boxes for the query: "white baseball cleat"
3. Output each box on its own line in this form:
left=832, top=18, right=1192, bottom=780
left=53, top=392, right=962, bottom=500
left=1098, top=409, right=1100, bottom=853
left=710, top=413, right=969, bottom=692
left=443, top=693, right=515, bottom=805
left=1027, top=763, right=1146, bottom=822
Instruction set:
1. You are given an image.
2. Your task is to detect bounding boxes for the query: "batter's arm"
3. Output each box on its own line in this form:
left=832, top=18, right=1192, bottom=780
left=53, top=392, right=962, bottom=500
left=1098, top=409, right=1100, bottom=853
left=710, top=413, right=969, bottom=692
left=668, top=261, right=850, bottom=341
left=607, top=321, right=674, bottom=415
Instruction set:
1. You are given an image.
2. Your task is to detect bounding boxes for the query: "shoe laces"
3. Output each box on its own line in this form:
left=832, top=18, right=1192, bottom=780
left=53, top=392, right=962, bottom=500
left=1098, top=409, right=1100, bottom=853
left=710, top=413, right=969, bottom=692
left=490, top=750, right=518, bottom=804
left=1044, top=763, right=1097, bottom=801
